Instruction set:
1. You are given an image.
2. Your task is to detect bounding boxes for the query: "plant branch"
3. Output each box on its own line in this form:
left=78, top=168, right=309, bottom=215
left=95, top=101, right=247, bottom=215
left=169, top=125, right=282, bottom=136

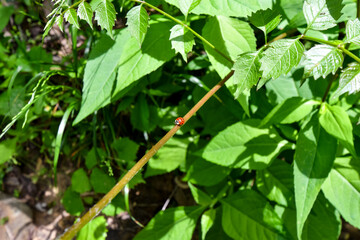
left=358, top=0, right=360, bottom=18
left=131, top=0, right=234, bottom=64
left=58, top=70, right=234, bottom=240
left=301, top=35, right=360, bottom=63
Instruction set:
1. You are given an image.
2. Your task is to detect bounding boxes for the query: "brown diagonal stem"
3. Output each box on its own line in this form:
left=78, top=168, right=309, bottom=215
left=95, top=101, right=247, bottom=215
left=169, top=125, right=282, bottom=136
left=59, top=70, right=234, bottom=240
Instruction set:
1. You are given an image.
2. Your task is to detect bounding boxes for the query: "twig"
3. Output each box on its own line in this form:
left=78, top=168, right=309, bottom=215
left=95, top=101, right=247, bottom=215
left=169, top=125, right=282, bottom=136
left=58, top=70, right=235, bottom=240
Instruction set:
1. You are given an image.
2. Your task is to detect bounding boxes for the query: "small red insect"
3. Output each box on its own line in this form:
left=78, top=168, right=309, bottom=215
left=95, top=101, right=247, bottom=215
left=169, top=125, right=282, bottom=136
left=175, top=117, right=185, bottom=126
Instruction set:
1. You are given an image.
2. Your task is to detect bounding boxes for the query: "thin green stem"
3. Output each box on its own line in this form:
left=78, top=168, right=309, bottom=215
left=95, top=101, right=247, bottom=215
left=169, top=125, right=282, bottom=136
left=132, top=0, right=234, bottom=64
left=301, top=35, right=360, bottom=64
left=301, top=35, right=338, bottom=47
left=357, top=0, right=360, bottom=18
left=340, top=47, right=360, bottom=63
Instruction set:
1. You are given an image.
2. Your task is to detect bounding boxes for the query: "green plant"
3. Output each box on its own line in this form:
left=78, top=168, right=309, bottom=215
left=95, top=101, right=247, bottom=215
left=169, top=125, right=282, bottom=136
left=2, top=0, right=360, bottom=239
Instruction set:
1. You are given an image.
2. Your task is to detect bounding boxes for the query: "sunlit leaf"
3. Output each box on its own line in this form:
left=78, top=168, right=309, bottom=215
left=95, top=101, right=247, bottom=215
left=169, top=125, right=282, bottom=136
left=303, top=0, right=343, bottom=31
left=179, top=0, right=201, bottom=17
left=260, top=39, right=304, bottom=85
left=55, top=15, right=64, bottom=32
left=78, top=216, right=107, bottom=240
left=78, top=1, right=93, bottom=29
left=74, top=30, right=131, bottom=124
left=294, top=112, right=337, bottom=239
left=202, top=16, right=256, bottom=78
left=257, top=160, right=294, bottom=207
left=126, top=5, right=149, bottom=46
left=333, top=62, right=360, bottom=98
left=134, top=206, right=205, bottom=240
left=249, top=8, right=281, bottom=35
left=202, top=119, right=292, bottom=169
left=221, top=190, right=287, bottom=239
left=170, top=24, right=195, bottom=62
left=319, top=103, right=356, bottom=157
left=303, top=45, right=343, bottom=79
left=94, top=0, right=116, bottom=38
left=64, top=8, right=80, bottom=29
left=232, top=51, right=261, bottom=98
left=260, top=97, right=320, bottom=127
left=322, top=157, right=360, bottom=229
left=345, top=18, right=360, bottom=45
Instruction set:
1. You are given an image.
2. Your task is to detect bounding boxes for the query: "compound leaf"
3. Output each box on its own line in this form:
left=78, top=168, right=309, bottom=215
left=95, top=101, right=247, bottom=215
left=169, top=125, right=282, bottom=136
left=303, top=45, right=343, bottom=80
left=260, top=39, right=304, bottom=84
left=232, top=51, right=261, bottom=98
left=170, top=24, right=195, bottom=62
left=345, top=18, right=360, bottom=45
left=78, top=1, right=93, bottom=29
left=64, top=8, right=80, bottom=29
left=94, top=0, right=116, bottom=38
left=303, top=0, right=343, bottom=31
left=333, top=62, right=360, bottom=98
left=126, top=5, right=149, bottom=46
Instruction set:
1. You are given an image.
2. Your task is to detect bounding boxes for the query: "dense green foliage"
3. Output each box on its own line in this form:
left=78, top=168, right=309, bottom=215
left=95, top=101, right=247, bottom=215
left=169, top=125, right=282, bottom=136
left=1, top=0, right=360, bottom=239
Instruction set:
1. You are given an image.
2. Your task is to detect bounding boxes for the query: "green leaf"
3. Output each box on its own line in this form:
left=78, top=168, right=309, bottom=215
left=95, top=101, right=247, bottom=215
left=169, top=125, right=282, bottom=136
left=61, top=188, right=84, bottom=216
left=54, top=104, right=74, bottom=184
left=102, top=194, right=126, bottom=216
left=114, top=20, right=175, bottom=97
left=319, top=103, right=356, bottom=157
left=333, top=62, right=360, bottom=98
left=90, top=168, right=116, bottom=193
left=322, top=157, right=360, bottom=228
left=64, top=8, right=80, bottom=29
left=188, top=183, right=212, bottom=206
left=0, top=138, right=16, bottom=165
left=73, top=29, right=131, bottom=124
left=126, top=5, right=149, bottom=46
left=94, top=0, right=116, bottom=38
left=183, top=155, right=230, bottom=186
left=303, top=45, right=343, bottom=80
left=257, top=160, right=294, bottom=207
left=178, top=0, right=201, bottom=17
left=111, top=137, right=139, bottom=163
left=249, top=8, right=282, bottom=35
left=202, top=119, right=292, bottom=169
left=146, top=138, right=189, bottom=177
left=345, top=18, right=360, bottom=45
left=55, top=15, right=64, bottom=32
left=276, top=193, right=341, bottom=240
left=202, top=16, right=256, bottom=78
left=85, top=147, right=106, bottom=169
left=200, top=209, right=216, bottom=240
left=303, top=0, right=343, bottom=31
left=294, top=112, right=337, bottom=239
left=78, top=1, right=93, bottom=29
left=130, top=94, right=159, bottom=132
left=169, top=24, right=195, bottom=62
left=189, top=0, right=271, bottom=18
left=260, top=39, right=304, bottom=84
left=232, top=51, right=261, bottom=98
left=260, top=97, right=320, bottom=127
left=78, top=216, right=107, bottom=240
left=134, top=206, right=205, bottom=240
left=221, top=190, right=286, bottom=239
left=0, top=5, right=14, bottom=32
left=71, top=168, right=92, bottom=193
left=43, top=15, right=56, bottom=40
